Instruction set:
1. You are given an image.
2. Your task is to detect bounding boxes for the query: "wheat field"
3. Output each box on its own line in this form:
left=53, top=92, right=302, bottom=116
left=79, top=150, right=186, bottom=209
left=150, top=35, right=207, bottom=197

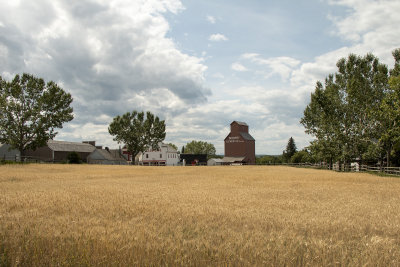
left=1, top=164, right=400, bottom=266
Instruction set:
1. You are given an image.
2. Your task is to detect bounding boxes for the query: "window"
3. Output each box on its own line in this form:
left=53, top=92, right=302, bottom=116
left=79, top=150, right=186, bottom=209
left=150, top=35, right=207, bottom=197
left=146, top=154, right=148, bottom=159
left=160, top=154, right=162, bottom=158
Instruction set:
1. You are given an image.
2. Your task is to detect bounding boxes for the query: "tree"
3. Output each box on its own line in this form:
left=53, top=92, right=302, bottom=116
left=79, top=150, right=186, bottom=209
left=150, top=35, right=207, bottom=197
left=378, top=49, right=400, bottom=166
left=67, top=151, right=81, bottom=164
left=301, top=52, right=391, bottom=167
left=108, top=111, right=166, bottom=163
left=184, top=140, right=216, bottom=157
left=0, top=73, right=74, bottom=159
left=181, top=145, right=185, bottom=153
left=283, top=137, right=297, bottom=162
left=256, top=155, right=283, bottom=165
left=291, top=149, right=314, bottom=164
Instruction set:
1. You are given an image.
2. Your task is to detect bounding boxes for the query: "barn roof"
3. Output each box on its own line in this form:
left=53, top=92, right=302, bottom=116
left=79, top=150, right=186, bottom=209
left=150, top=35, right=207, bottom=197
left=109, top=149, right=129, bottom=161
left=47, top=140, right=96, bottom=153
left=92, top=149, right=118, bottom=161
left=232, top=121, right=248, bottom=126
left=222, top=156, right=245, bottom=163
left=208, top=158, right=224, bottom=163
left=240, top=132, right=255, bottom=141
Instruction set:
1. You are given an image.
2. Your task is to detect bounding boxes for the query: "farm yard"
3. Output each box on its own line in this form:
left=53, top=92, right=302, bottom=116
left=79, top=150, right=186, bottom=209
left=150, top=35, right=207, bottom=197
left=1, top=165, right=400, bottom=266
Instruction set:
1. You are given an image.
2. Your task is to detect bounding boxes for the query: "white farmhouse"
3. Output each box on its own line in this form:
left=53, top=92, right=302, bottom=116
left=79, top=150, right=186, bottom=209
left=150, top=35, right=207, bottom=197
left=139, top=143, right=179, bottom=166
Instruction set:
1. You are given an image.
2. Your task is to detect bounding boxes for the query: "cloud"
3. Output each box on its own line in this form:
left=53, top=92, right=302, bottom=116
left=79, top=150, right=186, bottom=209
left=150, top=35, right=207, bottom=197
left=206, top=15, right=216, bottom=24
left=208, top=33, right=228, bottom=42
left=327, top=0, right=400, bottom=46
left=241, top=54, right=300, bottom=81
left=0, top=0, right=210, bottom=109
left=231, top=62, right=248, bottom=72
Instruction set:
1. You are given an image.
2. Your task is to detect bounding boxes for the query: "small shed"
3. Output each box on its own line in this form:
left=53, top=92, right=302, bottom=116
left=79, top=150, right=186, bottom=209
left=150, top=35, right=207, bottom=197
left=207, top=158, right=224, bottom=166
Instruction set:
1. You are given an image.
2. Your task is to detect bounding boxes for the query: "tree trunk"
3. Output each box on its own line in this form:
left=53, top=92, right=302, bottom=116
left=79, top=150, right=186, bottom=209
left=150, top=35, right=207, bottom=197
left=19, top=148, right=24, bottom=162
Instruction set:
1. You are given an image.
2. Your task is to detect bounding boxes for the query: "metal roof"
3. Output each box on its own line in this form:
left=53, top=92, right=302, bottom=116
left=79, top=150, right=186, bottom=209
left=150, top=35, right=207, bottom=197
left=240, top=132, right=255, bottom=141
left=232, top=121, right=248, bottom=126
left=222, top=156, right=245, bottom=163
left=208, top=158, right=224, bottom=163
left=109, top=149, right=129, bottom=160
left=92, top=149, right=117, bottom=160
left=162, top=143, right=178, bottom=153
left=47, top=140, right=96, bottom=153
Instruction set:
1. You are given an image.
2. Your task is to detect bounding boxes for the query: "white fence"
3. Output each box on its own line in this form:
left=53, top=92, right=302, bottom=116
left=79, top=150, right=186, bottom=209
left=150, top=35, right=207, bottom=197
left=283, top=163, right=400, bottom=176
left=359, top=165, right=400, bottom=176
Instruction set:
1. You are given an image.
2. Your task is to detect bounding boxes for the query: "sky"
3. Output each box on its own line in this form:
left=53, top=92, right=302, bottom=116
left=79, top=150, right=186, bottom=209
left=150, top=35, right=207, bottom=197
left=1, top=0, right=399, bottom=155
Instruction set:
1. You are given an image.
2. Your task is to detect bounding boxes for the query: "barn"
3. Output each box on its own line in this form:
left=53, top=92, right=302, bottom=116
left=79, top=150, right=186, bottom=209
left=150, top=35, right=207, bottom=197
left=24, top=140, right=96, bottom=162
left=223, top=121, right=255, bottom=165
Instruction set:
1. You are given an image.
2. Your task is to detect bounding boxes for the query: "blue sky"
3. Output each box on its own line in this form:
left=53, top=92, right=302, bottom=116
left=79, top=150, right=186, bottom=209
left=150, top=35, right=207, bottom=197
left=1, top=0, right=399, bottom=154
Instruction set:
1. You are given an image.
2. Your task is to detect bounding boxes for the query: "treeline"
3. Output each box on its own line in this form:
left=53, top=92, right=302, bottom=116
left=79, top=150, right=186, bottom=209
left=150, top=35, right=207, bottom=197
left=256, top=137, right=314, bottom=165
left=300, top=49, right=400, bottom=167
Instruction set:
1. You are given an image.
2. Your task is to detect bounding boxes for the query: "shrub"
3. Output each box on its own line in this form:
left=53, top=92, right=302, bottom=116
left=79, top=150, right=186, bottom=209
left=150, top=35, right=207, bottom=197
left=67, top=152, right=81, bottom=164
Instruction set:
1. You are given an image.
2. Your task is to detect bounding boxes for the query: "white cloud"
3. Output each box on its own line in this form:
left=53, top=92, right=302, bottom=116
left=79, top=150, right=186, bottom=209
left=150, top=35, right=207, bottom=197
left=206, top=15, right=216, bottom=24
left=328, top=0, right=400, bottom=44
left=241, top=54, right=300, bottom=81
left=208, top=33, right=228, bottom=42
left=231, top=62, right=248, bottom=72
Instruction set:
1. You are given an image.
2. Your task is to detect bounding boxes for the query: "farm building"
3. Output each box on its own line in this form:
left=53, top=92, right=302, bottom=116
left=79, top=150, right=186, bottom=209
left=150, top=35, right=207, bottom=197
left=207, top=158, right=224, bottom=166
left=0, top=144, right=20, bottom=161
left=87, top=147, right=128, bottom=165
left=223, top=121, right=255, bottom=165
left=24, top=140, right=96, bottom=162
left=139, top=143, right=180, bottom=166
left=180, top=154, right=207, bottom=166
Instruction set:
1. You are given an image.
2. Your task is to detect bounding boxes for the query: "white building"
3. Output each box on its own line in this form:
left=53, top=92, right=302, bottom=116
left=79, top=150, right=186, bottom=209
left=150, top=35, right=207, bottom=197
left=207, top=158, right=224, bottom=166
left=139, top=143, right=179, bottom=166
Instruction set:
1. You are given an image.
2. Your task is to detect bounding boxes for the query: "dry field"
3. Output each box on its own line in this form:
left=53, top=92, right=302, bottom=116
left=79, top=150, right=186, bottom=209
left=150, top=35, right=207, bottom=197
left=1, top=164, right=400, bottom=266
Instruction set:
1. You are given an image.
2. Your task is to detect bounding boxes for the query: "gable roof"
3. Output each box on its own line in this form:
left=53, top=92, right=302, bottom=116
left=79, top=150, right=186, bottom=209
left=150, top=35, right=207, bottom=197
left=240, top=132, right=255, bottom=141
left=208, top=158, right=224, bottom=163
left=91, top=149, right=117, bottom=161
left=165, top=144, right=178, bottom=153
left=222, top=156, right=245, bottom=163
left=231, top=121, right=248, bottom=126
left=109, top=149, right=129, bottom=161
left=47, top=140, right=96, bottom=153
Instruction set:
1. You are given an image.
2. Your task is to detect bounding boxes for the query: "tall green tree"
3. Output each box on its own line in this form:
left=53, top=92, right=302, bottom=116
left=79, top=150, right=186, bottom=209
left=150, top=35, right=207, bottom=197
left=0, top=73, right=74, bottom=159
left=377, top=49, right=400, bottom=166
left=108, top=111, right=166, bottom=163
left=301, top=52, right=390, bottom=166
left=283, top=137, right=297, bottom=162
left=184, top=140, right=216, bottom=157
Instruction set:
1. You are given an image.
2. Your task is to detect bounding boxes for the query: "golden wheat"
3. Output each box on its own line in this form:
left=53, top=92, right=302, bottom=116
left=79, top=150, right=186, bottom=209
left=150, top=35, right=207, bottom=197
left=1, top=164, right=400, bottom=266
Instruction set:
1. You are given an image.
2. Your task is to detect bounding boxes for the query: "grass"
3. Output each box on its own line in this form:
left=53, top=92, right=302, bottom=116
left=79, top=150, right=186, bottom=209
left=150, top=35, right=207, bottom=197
left=1, top=164, right=400, bottom=266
